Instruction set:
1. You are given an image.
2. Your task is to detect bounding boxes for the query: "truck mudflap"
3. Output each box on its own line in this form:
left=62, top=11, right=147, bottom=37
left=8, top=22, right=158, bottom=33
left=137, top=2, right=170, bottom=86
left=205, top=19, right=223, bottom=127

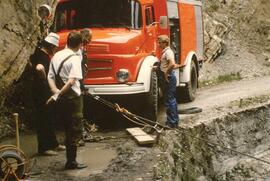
left=179, top=51, right=199, bottom=84
left=177, top=51, right=199, bottom=102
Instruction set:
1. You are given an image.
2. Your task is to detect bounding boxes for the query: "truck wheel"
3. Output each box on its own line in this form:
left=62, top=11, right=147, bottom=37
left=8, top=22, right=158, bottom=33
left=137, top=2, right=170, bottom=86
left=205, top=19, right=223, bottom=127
left=144, top=70, right=158, bottom=121
left=177, top=60, right=198, bottom=103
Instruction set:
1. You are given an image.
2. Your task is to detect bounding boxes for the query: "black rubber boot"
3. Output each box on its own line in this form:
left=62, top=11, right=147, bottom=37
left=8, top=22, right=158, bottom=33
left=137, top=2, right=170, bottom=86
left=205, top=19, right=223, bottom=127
left=65, top=146, right=87, bottom=170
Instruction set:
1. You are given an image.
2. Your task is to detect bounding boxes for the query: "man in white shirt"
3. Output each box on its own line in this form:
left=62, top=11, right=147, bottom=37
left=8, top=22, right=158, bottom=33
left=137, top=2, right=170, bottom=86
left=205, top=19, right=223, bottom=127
left=47, top=31, right=87, bottom=170
left=157, top=35, right=179, bottom=128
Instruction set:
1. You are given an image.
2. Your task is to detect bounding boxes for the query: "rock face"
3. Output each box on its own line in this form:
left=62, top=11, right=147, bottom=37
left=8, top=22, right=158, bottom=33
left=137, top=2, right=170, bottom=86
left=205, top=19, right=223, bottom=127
left=204, top=13, right=228, bottom=62
left=0, top=0, right=53, bottom=105
left=0, top=1, right=32, bottom=100
left=0, top=0, right=57, bottom=138
left=203, top=0, right=270, bottom=62
left=200, top=0, right=270, bottom=82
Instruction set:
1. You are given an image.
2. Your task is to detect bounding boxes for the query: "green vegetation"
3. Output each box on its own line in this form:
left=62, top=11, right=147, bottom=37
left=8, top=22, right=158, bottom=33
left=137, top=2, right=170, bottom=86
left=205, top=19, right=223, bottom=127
left=229, top=95, right=270, bottom=108
left=206, top=3, right=220, bottom=13
left=200, top=72, right=242, bottom=87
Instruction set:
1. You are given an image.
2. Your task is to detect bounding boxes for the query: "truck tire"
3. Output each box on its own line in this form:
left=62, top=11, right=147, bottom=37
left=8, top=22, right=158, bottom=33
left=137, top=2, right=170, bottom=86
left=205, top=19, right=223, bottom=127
left=177, top=60, right=198, bottom=103
left=144, top=70, right=158, bottom=121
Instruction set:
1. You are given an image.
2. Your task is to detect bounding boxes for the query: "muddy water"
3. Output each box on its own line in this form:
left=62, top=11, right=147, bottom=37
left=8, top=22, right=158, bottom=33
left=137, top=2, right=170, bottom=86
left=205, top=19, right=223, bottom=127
left=0, top=132, right=119, bottom=179
left=0, top=133, right=37, bottom=157
left=66, top=142, right=117, bottom=177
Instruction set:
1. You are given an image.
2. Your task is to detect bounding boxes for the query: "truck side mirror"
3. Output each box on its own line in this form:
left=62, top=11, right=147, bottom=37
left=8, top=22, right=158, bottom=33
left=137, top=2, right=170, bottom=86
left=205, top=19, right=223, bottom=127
left=159, top=16, right=168, bottom=29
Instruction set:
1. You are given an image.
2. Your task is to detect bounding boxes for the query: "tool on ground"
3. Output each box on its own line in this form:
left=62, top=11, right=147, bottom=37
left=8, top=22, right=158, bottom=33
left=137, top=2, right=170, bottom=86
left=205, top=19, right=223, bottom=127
left=0, top=113, right=29, bottom=181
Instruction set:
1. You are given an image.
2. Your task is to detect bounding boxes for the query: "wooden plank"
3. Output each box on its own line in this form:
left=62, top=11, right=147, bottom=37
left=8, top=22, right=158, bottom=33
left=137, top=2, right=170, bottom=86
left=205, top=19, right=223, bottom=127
left=126, top=127, right=146, bottom=136
left=135, top=135, right=155, bottom=144
left=126, top=127, right=155, bottom=145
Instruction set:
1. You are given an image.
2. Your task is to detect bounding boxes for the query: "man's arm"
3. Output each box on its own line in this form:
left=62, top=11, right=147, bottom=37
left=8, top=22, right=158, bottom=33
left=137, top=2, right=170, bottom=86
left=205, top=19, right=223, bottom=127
left=58, top=78, right=76, bottom=97
left=47, top=61, right=75, bottom=96
left=48, top=76, right=59, bottom=94
left=47, top=77, right=76, bottom=104
left=164, top=59, right=176, bottom=82
left=36, top=64, right=47, bottom=80
left=164, top=49, right=176, bottom=82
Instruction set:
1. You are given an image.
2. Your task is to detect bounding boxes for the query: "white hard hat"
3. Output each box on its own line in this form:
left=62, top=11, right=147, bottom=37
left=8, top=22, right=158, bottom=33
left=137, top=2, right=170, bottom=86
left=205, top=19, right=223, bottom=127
left=44, top=32, right=60, bottom=47
left=38, top=4, right=52, bottom=19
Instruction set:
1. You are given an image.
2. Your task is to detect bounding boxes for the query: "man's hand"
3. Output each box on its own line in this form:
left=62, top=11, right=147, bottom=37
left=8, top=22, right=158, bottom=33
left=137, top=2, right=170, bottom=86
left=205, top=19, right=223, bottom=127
left=174, top=63, right=184, bottom=69
left=82, top=89, right=91, bottom=96
left=165, top=72, right=169, bottom=82
left=46, top=96, right=55, bottom=106
left=45, top=91, right=60, bottom=106
left=151, top=65, right=158, bottom=71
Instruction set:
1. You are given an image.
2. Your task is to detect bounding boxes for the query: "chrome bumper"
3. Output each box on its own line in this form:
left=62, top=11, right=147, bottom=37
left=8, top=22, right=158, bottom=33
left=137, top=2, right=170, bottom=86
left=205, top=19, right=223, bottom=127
left=85, top=83, right=146, bottom=95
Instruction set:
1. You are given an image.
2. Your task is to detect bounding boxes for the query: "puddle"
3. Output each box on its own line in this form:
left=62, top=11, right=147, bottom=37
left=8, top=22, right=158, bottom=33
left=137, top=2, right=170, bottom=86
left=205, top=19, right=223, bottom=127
left=0, top=133, right=37, bottom=157
left=65, top=142, right=117, bottom=177
left=0, top=131, right=120, bottom=179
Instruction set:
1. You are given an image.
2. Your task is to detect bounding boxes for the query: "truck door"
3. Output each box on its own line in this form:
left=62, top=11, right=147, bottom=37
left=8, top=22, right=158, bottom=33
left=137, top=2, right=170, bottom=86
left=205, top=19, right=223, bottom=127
left=167, top=0, right=180, bottom=64
left=144, top=5, right=157, bottom=53
left=153, top=0, right=169, bottom=36
left=167, top=0, right=181, bottom=86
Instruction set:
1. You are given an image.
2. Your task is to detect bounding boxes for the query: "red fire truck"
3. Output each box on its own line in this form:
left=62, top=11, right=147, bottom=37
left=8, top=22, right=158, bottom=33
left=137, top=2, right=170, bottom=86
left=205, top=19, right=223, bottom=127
left=52, top=0, right=203, bottom=120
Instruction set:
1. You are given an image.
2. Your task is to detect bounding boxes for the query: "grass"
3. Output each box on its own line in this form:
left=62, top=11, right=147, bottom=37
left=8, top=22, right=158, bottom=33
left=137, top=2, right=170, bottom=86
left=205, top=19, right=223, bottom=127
left=229, top=95, right=270, bottom=108
left=200, top=72, right=242, bottom=87
left=206, top=3, right=220, bottom=13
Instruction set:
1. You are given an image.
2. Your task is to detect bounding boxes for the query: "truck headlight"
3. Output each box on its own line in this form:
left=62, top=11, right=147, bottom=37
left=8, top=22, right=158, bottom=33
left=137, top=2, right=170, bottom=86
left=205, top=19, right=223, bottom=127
left=116, top=69, right=129, bottom=83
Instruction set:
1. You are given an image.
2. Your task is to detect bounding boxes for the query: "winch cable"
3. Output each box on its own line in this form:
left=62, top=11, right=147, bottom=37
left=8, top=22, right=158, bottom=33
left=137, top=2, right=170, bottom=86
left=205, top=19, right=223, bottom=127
left=91, top=95, right=164, bottom=132
left=90, top=94, right=270, bottom=166
left=176, top=127, right=270, bottom=165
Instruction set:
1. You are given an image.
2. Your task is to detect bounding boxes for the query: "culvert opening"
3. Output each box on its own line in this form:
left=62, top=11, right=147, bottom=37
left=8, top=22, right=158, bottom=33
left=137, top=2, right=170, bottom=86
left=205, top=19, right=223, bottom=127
left=159, top=105, right=270, bottom=180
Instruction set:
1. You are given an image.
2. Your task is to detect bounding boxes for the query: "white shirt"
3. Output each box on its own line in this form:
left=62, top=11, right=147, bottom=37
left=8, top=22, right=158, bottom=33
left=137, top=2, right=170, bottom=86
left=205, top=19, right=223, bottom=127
left=48, top=48, right=82, bottom=96
left=76, top=48, right=83, bottom=61
left=160, top=46, right=175, bottom=73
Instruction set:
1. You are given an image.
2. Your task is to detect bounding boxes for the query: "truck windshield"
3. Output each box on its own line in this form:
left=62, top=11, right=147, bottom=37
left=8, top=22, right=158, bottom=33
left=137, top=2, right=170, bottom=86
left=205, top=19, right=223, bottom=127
left=53, top=0, right=142, bottom=31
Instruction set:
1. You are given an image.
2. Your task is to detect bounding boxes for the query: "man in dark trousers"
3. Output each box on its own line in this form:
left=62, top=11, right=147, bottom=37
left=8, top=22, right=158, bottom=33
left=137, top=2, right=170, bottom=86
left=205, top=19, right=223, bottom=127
left=77, top=28, right=92, bottom=146
left=157, top=35, right=179, bottom=128
left=31, top=32, right=65, bottom=155
left=47, top=31, right=87, bottom=169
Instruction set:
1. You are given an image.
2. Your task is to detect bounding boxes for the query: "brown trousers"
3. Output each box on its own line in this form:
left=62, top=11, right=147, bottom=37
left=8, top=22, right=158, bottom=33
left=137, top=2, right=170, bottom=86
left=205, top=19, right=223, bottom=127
left=57, top=96, right=83, bottom=147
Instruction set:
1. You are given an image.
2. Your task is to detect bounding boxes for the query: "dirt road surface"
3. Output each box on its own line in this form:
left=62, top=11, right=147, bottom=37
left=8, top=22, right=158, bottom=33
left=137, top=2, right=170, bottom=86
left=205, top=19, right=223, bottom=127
left=17, top=75, right=270, bottom=180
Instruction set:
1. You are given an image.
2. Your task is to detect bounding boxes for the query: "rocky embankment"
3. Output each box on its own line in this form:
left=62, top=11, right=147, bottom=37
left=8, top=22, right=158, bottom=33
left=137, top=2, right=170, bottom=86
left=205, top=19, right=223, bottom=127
left=157, top=105, right=270, bottom=180
left=201, top=0, right=270, bottom=82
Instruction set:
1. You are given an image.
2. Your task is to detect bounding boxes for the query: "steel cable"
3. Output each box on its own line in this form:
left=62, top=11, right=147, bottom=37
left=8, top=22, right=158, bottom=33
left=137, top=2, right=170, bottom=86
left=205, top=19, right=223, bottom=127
left=90, top=94, right=270, bottom=165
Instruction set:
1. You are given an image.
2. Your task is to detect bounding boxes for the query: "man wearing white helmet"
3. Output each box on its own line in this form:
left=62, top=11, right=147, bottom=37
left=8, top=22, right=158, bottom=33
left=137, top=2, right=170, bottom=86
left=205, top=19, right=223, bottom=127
left=31, top=32, right=65, bottom=156
left=37, top=4, right=52, bottom=47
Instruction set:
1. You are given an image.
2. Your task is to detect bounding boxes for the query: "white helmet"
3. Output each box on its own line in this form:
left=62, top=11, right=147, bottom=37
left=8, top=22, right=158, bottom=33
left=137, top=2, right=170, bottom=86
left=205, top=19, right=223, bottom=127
left=44, top=32, right=60, bottom=47
left=38, top=4, right=52, bottom=20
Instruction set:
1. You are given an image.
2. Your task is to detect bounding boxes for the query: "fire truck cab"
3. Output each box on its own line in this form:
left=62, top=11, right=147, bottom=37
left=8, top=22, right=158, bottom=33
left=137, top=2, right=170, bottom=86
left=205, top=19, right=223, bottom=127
left=52, top=0, right=203, bottom=120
